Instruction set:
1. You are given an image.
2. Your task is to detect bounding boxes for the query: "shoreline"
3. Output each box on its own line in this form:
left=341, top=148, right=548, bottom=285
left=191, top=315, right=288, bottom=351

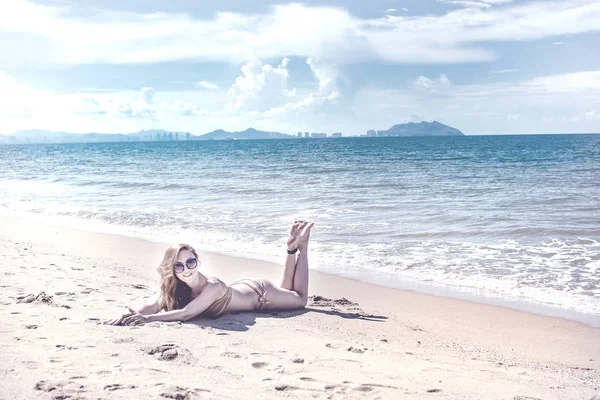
left=1, top=214, right=599, bottom=399
left=1, top=213, right=599, bottom=334
left=2, top=211, right=598, bottom=328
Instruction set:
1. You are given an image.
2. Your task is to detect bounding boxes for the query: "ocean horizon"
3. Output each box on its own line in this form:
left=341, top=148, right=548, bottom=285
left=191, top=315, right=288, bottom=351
left=1, top=134, right=598, bottom=322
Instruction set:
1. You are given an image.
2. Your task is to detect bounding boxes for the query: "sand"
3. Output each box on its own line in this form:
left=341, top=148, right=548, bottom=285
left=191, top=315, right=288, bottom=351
left=0, top=214, right=598, bottom=400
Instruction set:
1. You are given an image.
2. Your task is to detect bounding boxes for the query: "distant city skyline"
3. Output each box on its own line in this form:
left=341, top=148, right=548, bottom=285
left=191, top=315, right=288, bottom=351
left=1, top=0, right=599, bottom=135
left=1, top=121, right=470, bottom=144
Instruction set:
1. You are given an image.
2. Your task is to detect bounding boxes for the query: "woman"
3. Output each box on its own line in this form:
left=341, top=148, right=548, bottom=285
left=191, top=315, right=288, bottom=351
left=108, top=220, right=314, bottom=325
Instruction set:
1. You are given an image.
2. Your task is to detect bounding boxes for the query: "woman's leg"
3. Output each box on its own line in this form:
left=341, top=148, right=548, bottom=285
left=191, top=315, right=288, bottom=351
left=292, top=251, right=308, bottom=300
left=262, top=251, right=309, bottom=310
left=264, top=222, right=313, bottom=310
left=280, top=253, right=297, bottom=290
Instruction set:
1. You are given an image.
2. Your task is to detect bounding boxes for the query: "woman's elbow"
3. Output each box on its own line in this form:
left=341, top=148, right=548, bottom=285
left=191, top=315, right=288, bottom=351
left=180, top=309, right=199, bottom=321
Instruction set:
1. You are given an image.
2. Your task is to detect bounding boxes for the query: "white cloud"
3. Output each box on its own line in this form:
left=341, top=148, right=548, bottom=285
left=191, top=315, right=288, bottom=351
left=226, top=58, right=295, bottom=113
left=440, top=1, right=494, bottom=9
left=118, top=87, right=157, bottom=118
left=73, top=95, right=108, bottom=115
left=384, top=9, right=397, bottom=13
left=439, top=0, right=513, bottom=9
left=507, top=113, right=520, bottom=120
left=262, top=57, right=342, bottom=117
left=527, top=71, right=600, bottom=92
left=169, top=100, right=208, bottom=116
left=411, top=74, right=453, bottom=91
left=1, top=0, right=599, bottom=66
left=585, top=110, right=599, bottom=120
left=492, top=69, right=517, bottom=73
left=552, top=41, right=563, bottom=45
left=140, top=87, right=156, bottom=104
left=225, top=56, right=342, bottom=119
left=197, top=81, right=219, bottom=90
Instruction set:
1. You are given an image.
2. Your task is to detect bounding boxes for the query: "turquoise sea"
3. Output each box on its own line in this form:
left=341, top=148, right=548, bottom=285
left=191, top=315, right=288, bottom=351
left=1, top=134, right=598, bottom=322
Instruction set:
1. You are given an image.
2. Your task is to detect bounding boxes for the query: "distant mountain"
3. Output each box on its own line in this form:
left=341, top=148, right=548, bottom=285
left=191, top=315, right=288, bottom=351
left=5, top=129, right=138, bottom=143
left=199, top=127, right=292, bottom=140
left=1, top=127, right=293, bottom=144
left=1, top=121, right=464, bottom=144
left=382, top=121, right=464, bottom=136
left=1, top=129, right=194, bottom=144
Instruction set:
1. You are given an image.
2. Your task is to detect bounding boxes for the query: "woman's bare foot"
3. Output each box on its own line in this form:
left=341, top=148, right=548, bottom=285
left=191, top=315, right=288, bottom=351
left=287, top=220, right=314, bottom=253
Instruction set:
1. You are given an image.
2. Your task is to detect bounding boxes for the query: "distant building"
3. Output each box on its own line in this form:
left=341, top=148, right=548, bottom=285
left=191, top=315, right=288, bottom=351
left=367, top=130, right=376, bottom=137
left=175, top=133, right=179, bottom=141
left=331, top=132, right=342, bottom=138
left=311, top=133, right=327, bottom=138
left=297, top=132, right=303, bottom=137
left=156, top=133, right=161, bottom=141
left=304, top=132, right=310, bottom=138
left=377, top=130, right=386, bottom=137
left=186, top=133, right=191, bottom=141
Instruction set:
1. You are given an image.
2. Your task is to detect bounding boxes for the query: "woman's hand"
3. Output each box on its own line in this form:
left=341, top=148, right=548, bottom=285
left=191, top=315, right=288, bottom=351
left=106, top=310, right=135, bottom=326
left=121, top=307, right=151, bottom=326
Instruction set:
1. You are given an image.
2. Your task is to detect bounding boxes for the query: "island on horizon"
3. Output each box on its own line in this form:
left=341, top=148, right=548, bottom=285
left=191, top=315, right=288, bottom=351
left=0, top=121, right=463, bottom=144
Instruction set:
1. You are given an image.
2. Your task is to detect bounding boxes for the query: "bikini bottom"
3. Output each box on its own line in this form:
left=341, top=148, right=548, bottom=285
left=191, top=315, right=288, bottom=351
left=230, top=278, right=269, bottom=310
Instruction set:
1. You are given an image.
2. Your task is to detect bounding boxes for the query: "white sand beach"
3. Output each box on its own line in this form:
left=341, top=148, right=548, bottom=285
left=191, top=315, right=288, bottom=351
left=1, top=215, right=598, bottom=399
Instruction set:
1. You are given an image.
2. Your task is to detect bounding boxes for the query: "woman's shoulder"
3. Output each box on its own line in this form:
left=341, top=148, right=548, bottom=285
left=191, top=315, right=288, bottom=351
left=205, top=275, right=225, bottom=285
left=204, top=276, right=229, bottom=294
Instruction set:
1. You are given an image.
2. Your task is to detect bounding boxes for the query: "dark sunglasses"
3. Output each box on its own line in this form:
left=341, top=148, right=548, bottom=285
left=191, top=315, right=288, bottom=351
left=173, top=257, right=198, bottom=274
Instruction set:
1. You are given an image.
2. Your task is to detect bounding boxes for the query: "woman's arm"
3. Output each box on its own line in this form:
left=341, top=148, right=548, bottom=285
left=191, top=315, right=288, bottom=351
left=106, top=295, right=160, bottom=325
left=125, top=282, right=225, bottom=324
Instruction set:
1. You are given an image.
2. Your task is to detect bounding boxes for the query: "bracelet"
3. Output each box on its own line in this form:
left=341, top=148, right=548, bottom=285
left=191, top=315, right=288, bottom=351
left=287, top=248, right=298, bottom=255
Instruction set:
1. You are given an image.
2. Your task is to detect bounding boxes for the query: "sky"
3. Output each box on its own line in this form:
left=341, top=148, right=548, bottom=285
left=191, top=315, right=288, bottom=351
left=0, top=0, right=599, bottom=135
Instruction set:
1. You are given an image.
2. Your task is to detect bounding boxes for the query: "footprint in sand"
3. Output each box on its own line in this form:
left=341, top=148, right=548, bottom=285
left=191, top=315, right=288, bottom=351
left=220, top=351, right=242, bottom=359
left=157, top=384, right=210, bottom=399
left=144, top=344, right=191, bottom=362
left=347, top=346, right=368, bottom=354
left=96, top=370, right=112, bottom=375
left=308, top=295, right=365, bottom=314
left=251, top=362, right=269, bottom=369
left=34, top=380, right=86, bottom=397
left=512, top=397, right=541, bottom=400
left=132, top=284, right=148, bottom=289
left=104, top=383, right=136, bottom=391
left=16, top=292, right=54, bottom=305
left=112, top=337, right=134, bottom=344
left=275, top=385, right=299, bottom=391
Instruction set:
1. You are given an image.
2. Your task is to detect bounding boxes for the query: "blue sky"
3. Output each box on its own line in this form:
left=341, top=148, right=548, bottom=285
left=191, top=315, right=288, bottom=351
left=0, top=0, right=599, bottom=135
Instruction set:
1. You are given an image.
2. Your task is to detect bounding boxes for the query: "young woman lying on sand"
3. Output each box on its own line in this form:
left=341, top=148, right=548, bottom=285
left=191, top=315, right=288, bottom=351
left=108, top=220, right=314, bottom=325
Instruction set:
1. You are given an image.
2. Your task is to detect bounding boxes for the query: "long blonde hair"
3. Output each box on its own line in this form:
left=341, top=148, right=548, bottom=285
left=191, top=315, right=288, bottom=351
left=157, top=244, right=198, bottom=311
